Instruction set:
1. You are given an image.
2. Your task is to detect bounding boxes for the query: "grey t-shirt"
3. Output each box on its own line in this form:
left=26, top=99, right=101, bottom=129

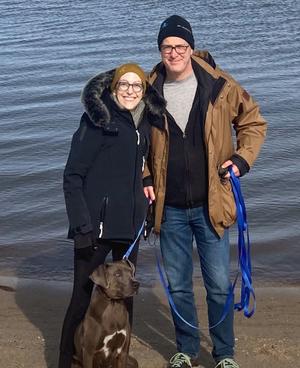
left=163, top=72, right=197, bottom=132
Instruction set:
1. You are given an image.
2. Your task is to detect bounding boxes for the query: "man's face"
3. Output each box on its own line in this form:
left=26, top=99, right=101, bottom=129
left=160, top=36, right=193, bottom=80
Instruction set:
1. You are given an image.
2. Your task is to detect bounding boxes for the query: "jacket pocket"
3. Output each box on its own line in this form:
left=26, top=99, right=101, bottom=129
left=219, top=180, right=236, bottom=227
left=98, top=196, right=108, bottom=238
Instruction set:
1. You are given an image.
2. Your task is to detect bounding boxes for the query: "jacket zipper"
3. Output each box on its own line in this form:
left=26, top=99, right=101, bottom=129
left=183, top=131, right=193, bottom=206
left=132, top=129, right=140, bottom=237
left=136, top=130, right=140, bottom=145
left=98, top=196, right=108, bottom=238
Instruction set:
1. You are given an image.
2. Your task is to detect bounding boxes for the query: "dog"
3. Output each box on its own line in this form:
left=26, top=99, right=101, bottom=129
left=72, top=259, right=139, bottom=368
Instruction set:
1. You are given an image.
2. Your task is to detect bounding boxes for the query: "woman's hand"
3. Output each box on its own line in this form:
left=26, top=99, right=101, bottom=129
left=74, top=232, right=98, bottom=261
left=144, top=186, right=155, bottom=202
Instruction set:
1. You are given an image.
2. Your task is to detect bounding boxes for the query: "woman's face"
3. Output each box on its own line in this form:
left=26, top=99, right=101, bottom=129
left=115, top=72, right=144, bottom=110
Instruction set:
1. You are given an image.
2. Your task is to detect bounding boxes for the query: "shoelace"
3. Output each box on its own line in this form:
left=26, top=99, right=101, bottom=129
left=170, top=353, right=191, bottom=367
left=216, top=358, right=239, bottom=368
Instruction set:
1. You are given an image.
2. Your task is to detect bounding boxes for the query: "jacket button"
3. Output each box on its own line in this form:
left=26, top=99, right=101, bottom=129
left=220, top=95, right=224, bottom=99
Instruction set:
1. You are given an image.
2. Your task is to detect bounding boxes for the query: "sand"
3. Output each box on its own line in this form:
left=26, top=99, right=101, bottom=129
left=0, top=276, right=299, bottom=368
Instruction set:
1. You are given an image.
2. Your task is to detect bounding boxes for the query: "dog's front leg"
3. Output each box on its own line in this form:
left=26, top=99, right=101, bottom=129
left=114, top=333, right=131, bottom=368
left=82, top=348, right=95, bottom=368
left=114, top=350, right=128, bottom=368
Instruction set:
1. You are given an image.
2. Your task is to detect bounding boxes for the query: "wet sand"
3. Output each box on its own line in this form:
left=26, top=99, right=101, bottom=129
left=0, top=276, right=299, bottom=368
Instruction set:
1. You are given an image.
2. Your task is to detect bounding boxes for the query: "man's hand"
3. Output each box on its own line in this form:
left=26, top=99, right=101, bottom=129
left=220, top=160, right=240, bottom=179
left=144, top=186, right=155, bottom=202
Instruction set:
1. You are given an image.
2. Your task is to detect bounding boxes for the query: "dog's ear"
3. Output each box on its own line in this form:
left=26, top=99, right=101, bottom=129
left=125, top=259, right=136, bottom=274
left=90, top=264, right=108, bottom=288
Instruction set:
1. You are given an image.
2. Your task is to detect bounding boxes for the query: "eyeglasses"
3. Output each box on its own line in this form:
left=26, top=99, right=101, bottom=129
left=160, top=44, right=189, bottom=55
left=117, top=81, right=143, bottom=93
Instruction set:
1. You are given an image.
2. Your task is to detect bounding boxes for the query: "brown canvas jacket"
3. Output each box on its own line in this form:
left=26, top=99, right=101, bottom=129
left=145, top=50, right=267, bottom=237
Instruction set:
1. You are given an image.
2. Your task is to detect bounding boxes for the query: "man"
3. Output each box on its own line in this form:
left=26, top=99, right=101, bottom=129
left=143, top=15, right=267, bottom=368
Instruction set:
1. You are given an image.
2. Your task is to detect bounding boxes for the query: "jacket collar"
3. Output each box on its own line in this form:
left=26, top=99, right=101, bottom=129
left=81, top=69, right=166, bottom=128
left=149, top=50, right=226, bottom=106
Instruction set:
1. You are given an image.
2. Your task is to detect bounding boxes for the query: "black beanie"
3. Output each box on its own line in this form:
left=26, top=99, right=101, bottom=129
left=157, top=15, right=194, bottom=50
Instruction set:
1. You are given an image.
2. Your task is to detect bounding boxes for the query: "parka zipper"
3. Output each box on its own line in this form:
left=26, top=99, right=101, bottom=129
left=132, top=127, right=143, bottom=237
left=98, top=196, right=108, bottom=238
left=136, top=130, right=140, bottom=145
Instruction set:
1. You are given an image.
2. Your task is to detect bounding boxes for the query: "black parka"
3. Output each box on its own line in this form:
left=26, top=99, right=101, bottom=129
left=63, top=70, right=165, bottom=242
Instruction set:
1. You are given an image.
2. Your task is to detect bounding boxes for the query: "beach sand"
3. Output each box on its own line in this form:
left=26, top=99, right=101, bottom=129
left=0, top=277, right=299, bottom=368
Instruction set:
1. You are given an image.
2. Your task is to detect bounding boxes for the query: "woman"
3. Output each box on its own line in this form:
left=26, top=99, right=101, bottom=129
left=59, top=63, right=165, bottom=368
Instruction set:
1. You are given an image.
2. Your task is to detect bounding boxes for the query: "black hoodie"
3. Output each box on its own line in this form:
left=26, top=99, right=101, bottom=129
left=152, top=60, right=215, bottom=208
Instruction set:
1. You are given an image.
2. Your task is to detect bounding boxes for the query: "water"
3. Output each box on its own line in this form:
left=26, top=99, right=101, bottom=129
left=0, top=0, right=299, bottom=286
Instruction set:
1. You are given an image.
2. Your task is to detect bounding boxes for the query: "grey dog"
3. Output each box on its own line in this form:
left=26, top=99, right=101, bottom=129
left=71, top=259, right=139, bottom=368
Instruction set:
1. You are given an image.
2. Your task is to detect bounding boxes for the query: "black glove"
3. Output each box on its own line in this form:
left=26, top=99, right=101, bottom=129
left=143, top=204, right=154, bottom=240
left=74, top=232, right=98, bottom=261
left=218, top=166, right=229, bottom=179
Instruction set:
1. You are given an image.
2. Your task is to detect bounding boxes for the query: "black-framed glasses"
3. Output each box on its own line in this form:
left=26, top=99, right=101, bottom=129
left=160, top=44, right=190, bottom=55
left=117, top=81, right=143, bottom=93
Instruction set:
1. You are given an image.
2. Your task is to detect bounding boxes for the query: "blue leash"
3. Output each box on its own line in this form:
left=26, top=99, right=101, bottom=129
left=122, top=198, right=154, bottom=259
left=229, top=166, right=256, bottom=318
left=122, top=207, right=150, bottom=260
left=154, top=166, right=256, bottom=329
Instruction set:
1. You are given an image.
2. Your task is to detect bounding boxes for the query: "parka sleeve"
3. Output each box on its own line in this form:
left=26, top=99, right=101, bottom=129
left=228, top=82, right=267, bottom=168
left=63, top=113, right=102, bottom=237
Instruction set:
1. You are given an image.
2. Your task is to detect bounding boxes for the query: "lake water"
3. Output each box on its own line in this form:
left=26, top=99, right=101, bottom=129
left=0, top=0, right=299, bottom=286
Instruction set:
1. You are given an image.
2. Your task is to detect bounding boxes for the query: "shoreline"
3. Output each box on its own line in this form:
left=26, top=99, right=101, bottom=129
left=1, top=239, right=300, bottom=288
left=0, top=276, right=299, bottom=368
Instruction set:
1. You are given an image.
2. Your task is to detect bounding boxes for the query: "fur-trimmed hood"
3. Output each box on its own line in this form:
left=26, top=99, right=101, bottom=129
left=81, top=69, right=166, bottom=127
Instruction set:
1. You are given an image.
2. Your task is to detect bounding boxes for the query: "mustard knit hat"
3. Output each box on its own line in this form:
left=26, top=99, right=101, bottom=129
left=111, top=63, right=146, bottom=93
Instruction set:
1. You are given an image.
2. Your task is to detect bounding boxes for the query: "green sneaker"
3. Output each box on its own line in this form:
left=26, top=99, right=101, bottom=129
left=215, top=358, right=239, bottom=368
left=168, top=353, right=192, bottom=368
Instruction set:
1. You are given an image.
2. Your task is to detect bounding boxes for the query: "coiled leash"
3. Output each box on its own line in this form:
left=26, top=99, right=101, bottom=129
left=229, top=166, right=256, bottom=318
left=152, top=166, right=256, bottom=330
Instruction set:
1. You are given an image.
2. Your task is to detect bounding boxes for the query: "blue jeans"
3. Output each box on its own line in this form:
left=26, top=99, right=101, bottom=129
left=160, top=205, right=234, bottom=362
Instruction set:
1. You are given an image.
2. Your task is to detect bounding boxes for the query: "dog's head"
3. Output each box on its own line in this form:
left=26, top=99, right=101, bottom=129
left=90, top=259, right=139, bottom=299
